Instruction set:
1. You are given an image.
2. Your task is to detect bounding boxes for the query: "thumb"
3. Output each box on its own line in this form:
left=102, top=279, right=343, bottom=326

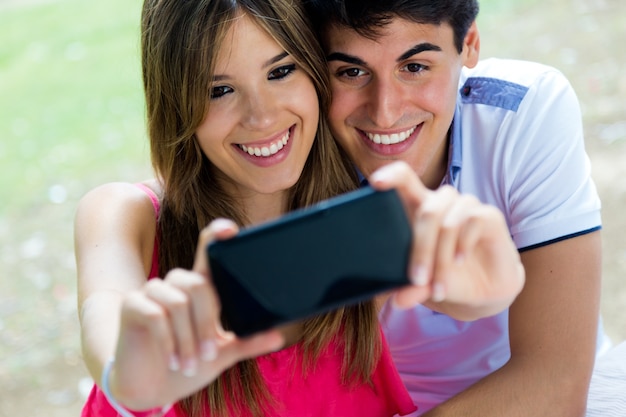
left=193, top=218, right=239, bottom=275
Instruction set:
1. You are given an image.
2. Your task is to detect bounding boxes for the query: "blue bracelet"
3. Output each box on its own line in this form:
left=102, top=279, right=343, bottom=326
left=101, top=358, right=173, bottom=417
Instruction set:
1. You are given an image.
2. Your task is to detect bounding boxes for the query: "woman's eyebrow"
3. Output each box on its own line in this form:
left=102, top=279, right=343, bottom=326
left=212, top=51, right=290, bottom=82
left=264, top=51, right=289, bottom=68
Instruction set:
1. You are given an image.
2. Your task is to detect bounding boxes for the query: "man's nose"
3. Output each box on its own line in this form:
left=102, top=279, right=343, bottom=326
left=367, top=77, right=404, bottom=129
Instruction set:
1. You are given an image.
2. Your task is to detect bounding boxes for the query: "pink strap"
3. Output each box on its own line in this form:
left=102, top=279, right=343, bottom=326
left=134, top=183, right=160, bottom=279
left=134, top=183, right=160, bottom=218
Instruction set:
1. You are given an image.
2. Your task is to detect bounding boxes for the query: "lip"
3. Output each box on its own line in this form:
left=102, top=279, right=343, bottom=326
left=357, top=124, right=422, bottom=156
left=234, top=125, right=294, bottom=167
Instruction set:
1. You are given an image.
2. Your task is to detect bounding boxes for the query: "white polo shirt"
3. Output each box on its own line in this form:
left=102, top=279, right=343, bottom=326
left=379, top=58, right=607, bottom=415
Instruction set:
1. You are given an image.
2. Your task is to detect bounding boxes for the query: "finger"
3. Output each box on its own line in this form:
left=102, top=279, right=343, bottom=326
left=430, top=194, right=482, bottom=302
left=189, top=219, right=241, bottom=362
left=368, top=161, right=429, bottom=209
left=391, top=285, right=432, bottom=309
left=193, top=218, right=239, bottom=275
left=144, top=276, right=198, bottom=376
left=456, top=204, right=505, bottom=257
left=166, top=267, right=222, bottom=362
left=216, top=330, right=285, bottom=368
left=118, top=290, right=176, bottom=372
left=409, top=186, right=459, bottom=290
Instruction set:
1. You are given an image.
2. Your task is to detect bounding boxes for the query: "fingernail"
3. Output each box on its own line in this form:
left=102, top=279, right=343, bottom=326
left=368, top=167, right=391, bottom=184
left=200, top=340, right=217, bottom=362
left=411, top=266, right=429, bottom=286
left=182, top=358, right=198, bottom=377
left=169, top=354, right=180, bottom=372
left=211, top=218, right=233, bottom=232
left=432, top=282, right=446, bottom=302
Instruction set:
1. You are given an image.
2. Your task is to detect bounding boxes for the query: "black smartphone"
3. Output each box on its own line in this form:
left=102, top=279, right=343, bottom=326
left=206, top=186, right=412, bottom=337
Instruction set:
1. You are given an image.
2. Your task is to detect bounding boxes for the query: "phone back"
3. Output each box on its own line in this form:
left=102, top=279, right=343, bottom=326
left=207, top=187, right=411, bottom=337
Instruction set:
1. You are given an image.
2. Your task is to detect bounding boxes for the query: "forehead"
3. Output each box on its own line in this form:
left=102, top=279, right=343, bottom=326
left=324, top=17, right=455, bottom=55
left=215, top=13, right=282, bottom=70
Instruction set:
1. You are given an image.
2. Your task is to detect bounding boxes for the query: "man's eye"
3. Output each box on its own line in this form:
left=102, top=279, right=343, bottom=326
left=338, top=67, right=365, bottom=78
left=405, top=63, right=427, bottom=73
left=268, top=64, right=296, bottom=80
left=210, top=85, right=233, bottom=99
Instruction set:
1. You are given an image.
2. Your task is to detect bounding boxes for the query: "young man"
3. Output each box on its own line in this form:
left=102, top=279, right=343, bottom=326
left=305, top=0, right=606, bottom=416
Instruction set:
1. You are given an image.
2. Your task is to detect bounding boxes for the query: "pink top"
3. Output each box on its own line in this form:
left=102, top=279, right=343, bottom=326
left=81, top=184, right=417, bottom=417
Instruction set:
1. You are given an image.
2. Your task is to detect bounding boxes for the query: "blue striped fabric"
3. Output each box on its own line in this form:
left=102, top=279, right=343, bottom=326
left=587, top=340, right=626, bottom=416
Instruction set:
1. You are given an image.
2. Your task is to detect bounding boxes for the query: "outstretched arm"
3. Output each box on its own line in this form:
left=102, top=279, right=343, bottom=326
left=76, top=183, right=159, bottom=386
left=422, top=231, right=601, bottom=417
left=76, top=184, right=283, bottom=411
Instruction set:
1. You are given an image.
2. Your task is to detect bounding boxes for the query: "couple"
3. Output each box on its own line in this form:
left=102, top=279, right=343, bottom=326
left=76, top=0, right=604, bottom=416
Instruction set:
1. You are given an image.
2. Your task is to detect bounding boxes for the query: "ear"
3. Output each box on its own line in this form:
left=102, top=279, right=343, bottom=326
left=462, top=21, right=480, bottom=68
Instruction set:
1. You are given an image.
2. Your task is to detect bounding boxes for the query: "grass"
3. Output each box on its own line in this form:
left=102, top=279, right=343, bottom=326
left=0, top=0, right=149, bottom=215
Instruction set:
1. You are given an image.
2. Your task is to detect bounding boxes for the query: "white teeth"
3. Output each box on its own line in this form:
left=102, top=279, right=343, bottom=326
left=365, top=127, right=416, bottom=145
left=238, top=131, right=290, bottom=157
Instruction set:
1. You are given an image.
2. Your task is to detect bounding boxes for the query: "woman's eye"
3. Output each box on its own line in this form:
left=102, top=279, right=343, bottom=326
left=210, top=85, right=233, bottom=99
left=268, top=64, right=296, bottom=80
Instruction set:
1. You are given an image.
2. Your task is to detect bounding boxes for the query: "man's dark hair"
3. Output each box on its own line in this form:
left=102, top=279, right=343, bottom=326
left=305, top=0, right=479, bottom=53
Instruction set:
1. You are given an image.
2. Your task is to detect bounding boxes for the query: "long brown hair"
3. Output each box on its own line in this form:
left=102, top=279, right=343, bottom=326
left=140, top=0, right=381, bottom=415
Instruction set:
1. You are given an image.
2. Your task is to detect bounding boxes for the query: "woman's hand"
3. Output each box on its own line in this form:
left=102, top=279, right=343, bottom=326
left=109, top=219, right=285, bottom=410
left=369, top=161, right=525, bottom=320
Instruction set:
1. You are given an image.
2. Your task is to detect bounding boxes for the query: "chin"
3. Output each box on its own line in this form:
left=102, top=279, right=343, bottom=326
left=258, top=178, right=300, bottom=195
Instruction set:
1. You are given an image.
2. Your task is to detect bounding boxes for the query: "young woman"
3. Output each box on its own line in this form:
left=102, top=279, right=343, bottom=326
left=76, top=0, right=417, bottom=416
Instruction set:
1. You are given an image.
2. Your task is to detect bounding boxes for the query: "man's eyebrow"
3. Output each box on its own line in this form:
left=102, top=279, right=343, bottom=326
left=326, top=52, right=367, bottom=66
left=212, top=51, right=289, bottom=82
left=398, top=43, right=442, bottom=61
left=325, top=43, right=441, bottom=66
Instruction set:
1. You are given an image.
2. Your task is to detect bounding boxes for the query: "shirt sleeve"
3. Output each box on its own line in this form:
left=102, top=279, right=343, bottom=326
left=498, top=67, right=602, bottom=249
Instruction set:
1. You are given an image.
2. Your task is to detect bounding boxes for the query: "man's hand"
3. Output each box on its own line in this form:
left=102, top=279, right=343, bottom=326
left=369, top=161, right=525, bottom=319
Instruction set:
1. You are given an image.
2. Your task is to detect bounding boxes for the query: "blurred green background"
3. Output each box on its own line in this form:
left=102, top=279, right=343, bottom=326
left=0, top=0, right=624, bottom=415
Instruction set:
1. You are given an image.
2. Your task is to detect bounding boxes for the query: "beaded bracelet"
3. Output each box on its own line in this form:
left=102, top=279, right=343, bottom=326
left=101, top=358, right=173, bottom=417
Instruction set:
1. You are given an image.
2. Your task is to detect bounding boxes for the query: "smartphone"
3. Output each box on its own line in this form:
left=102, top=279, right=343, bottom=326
left=206, top=186, right=412, bottom=337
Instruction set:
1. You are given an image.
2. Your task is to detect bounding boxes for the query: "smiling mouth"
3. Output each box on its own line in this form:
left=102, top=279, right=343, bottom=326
left=363, top=126, right=416, bottom=145
left=237, top=130, right=290, bottom=157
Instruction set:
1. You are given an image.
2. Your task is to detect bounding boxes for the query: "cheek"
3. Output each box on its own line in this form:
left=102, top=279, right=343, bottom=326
left=328, top=95, right=343, bottom=120
left=294, top=82, right=321, bottom=141
left=420, top=78, right=458, bottom=122
left=195, top=111, right=231, bottom=155
left=328, top=89, right=354, bottom=134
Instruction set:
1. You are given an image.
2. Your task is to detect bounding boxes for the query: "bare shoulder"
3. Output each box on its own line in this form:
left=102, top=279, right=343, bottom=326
left=74, top=181, right=163, bottom=297
left=74, top=181, right=162, bottom=255
left=76, top=181, right=160, bottom=223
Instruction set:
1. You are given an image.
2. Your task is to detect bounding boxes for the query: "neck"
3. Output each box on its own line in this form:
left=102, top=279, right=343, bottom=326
left=421, top=135, right=450, bottom=190
left=241, top=190, right=289, bottom=226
